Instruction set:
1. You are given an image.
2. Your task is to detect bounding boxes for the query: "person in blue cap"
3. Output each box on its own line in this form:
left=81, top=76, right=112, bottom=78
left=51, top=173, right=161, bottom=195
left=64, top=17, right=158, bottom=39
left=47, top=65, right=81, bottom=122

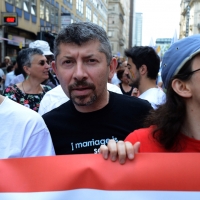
left=100, top=34, right=200, bottom=164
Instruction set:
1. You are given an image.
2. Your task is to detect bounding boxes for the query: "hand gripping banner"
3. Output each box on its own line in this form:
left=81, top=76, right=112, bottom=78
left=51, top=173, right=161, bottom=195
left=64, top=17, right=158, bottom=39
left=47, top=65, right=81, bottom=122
left=0, top=153, right=200, bottom=200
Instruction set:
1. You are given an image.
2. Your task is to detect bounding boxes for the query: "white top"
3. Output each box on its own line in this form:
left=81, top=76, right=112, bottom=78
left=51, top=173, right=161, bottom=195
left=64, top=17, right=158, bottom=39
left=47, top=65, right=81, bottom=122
left=38, top=83, right=122, bottom=115
left=10, top=74, right=25, bottom=85
left=5, top=71, right=16, bottom=87
left=0, top=97, right=55, bottom=158
left=111, top=73, right=121, bottom=85
left=0, top=69, right=4, bottom=77
left=0, top=69, right=5, bottom=90
left=139, top=87, right=166, bottom=109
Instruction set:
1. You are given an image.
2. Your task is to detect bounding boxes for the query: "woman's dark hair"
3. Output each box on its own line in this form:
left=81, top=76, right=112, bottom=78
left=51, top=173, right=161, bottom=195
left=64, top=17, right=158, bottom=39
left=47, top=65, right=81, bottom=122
left=144, top=55, right=195, bottom=151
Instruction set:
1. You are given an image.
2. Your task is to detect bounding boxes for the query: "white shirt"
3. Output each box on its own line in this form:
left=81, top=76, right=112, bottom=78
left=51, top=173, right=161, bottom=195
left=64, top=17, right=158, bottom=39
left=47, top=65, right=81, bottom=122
left=0, top=69, right=4, bottom=77
left=10, top=74, right=25, bottom=85
left=0, top=97, right=55, bottom=158
left=111, top=73, right=121, bottom=85
left=5, top=71, right=16, bottom=87
left=38, top=83, right=122, bottom=115
left=139, top=87, right=166, bottom=109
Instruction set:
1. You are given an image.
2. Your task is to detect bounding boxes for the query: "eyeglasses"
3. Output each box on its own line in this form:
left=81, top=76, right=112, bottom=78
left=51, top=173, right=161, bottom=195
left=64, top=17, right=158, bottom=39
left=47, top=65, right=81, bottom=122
left=31, top=60, right=49, bottom=66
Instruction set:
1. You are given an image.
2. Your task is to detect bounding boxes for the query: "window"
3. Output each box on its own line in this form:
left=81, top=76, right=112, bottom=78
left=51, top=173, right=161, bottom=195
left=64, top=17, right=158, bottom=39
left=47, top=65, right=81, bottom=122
left=40, top=0, right=44, bottom=19
left=5, top=0, right=14, bottom=4
left=31, top=0, right=36, bottom=15
left=50, top=6, right=55, bottom=24
left=93, top=14, right=97, bottom=24
left=76, top=0, right=83, bottom=14
left=45, top=2, right=50, bottom=22
left=23, top=0, right=29, bottom=12
left=55, top=8, right=59, bottom=25
left=103, top=24, right=106, bottom=31
left=86, top=6, right=91, bottom=21
left=108, top=17, right=115, bottom=24
left=99, top=19, right=102, bottom=27
left=92, top=0, right=98, bottom=8
left=15, top=0, right=22, bottom=8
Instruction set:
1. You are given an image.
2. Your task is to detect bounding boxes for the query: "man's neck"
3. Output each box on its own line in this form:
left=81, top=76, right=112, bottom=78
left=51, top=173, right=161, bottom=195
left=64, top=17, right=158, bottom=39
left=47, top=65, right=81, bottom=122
left=138, top=78, right=157, bottom=95
left=74, top=90, right=110, bottom=113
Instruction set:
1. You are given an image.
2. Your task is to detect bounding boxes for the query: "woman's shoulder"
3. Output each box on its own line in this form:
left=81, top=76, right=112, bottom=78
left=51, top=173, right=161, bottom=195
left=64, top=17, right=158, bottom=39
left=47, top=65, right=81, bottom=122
left=125, top=126, right=154, bottom=143
left=42, top=85, right=52, bottom=92
left=125, top=126, right=166, bottom=152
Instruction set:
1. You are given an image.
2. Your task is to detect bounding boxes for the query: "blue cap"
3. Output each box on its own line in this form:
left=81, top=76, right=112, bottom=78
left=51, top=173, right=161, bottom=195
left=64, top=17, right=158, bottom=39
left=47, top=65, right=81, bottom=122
left=161, top=34, right=200, bottom=88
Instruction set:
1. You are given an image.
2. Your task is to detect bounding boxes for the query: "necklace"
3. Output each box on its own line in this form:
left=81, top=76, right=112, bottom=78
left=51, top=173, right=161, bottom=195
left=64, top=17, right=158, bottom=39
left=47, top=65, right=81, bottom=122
left=22, top=81, right=26, bottom=94
left=22, top=81, right=43, bottom=94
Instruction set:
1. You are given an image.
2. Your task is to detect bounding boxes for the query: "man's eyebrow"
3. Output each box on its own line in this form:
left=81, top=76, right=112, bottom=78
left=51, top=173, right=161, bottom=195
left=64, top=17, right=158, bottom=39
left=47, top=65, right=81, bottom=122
left=127, top=63, right=131, bottom=66
left=63, top=54, right=95, bottom=59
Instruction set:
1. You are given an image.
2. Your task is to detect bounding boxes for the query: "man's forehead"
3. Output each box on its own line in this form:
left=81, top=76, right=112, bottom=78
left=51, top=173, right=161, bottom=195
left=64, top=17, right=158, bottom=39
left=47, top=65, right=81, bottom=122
left=58, top=42, right=103, bottom=56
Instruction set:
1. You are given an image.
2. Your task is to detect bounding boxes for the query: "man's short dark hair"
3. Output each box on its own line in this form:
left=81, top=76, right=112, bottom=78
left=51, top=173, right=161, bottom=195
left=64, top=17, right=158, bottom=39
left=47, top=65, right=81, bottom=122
left=125, top=46, right=160, bottom=80
left=54, top=22, right=112, bottom=65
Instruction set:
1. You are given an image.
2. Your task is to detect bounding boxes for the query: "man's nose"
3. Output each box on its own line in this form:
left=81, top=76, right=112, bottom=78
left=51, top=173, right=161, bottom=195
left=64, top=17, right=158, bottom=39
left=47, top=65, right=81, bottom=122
left=73, top=62, right=87, bottom=80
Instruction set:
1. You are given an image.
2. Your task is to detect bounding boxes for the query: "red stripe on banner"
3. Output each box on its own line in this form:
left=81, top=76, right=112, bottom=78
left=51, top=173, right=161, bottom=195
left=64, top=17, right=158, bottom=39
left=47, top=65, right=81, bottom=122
left=0, top=153, right=200, bottom=192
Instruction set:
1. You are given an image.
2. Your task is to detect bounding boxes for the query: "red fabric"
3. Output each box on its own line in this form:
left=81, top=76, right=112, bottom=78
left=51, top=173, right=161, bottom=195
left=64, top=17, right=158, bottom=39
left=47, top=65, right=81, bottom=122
left=125, top=126, right=200, bottom=152
left=1, top=154, right=200, bottom=192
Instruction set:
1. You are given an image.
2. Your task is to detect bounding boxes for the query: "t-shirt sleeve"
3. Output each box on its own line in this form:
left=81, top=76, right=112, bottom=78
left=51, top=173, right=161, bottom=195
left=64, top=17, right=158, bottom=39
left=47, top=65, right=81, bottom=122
left=21, top=126, right=55, bottom=157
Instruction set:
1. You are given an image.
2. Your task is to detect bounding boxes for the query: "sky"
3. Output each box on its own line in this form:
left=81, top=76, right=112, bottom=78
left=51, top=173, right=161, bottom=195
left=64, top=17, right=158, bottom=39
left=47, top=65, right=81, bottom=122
left=135, top=0, right=182, bottom=46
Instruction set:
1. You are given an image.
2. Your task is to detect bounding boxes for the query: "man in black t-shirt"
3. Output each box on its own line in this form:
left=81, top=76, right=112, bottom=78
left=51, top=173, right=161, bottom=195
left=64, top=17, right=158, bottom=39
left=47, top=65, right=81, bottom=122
left=42, top=22, right=152, bottom=155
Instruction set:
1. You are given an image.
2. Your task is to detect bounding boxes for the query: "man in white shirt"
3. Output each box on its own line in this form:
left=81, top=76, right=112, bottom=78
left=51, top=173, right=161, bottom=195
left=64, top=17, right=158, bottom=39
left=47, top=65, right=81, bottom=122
left=38, top=83, right=122, bottom=115
left=125, top=46, right=166, bottom=109
left=0, top=94, right=55, bottom=158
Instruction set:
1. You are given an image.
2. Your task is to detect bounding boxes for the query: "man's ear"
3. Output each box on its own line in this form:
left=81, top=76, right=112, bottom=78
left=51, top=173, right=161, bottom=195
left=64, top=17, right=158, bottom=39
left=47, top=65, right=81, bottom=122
left=51, top=61, right=57, bottom=75
left=108, top=57, right=117, bottom=82
left=171, top=79, right=192, bottom=98
left=139, top=64, right=147, bottom=75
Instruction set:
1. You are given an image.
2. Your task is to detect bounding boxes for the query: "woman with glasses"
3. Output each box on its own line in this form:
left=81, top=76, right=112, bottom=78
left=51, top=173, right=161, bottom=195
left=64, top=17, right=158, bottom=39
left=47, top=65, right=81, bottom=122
left=3, top=48, right=51, bottom=112
left=100, top=35, right=200, bottom=164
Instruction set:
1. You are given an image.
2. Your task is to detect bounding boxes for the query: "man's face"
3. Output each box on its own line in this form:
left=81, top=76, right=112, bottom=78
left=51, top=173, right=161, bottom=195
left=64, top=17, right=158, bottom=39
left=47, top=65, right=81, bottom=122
left=126, top=57, right=140, bottom=88
left=52, top=40, right=113, bottom=111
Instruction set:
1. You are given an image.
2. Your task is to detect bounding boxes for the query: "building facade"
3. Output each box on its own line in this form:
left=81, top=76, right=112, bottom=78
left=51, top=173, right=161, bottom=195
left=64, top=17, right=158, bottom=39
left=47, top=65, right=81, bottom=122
left=179, top=0, right=200, bottom=38
left=133, top=12, right=142, bottom=46
left=107, top=0, right=131, bottom=57
left=0, top=0, right=108, bottom=63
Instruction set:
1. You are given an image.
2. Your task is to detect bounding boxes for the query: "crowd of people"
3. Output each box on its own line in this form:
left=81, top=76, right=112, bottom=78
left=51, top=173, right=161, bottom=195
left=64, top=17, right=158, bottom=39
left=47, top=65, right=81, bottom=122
left=1, top=22, right=199, bottom=165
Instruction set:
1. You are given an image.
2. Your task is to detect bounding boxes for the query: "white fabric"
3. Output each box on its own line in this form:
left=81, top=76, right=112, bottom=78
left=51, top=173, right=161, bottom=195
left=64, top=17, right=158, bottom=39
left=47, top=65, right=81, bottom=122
left=10, top=74, right=25, bottom=85
left=5, top=71, right=16, bottom=87
left=111, top=73, right=121, bottom=85
left=0, top=69, right=4, bottom=77
left=0, top=69, right=5, bottom=91
left=38, top=83, right=122, bottom=115
left=139, top=87, right=166, bottom=109
left=0, top=97, right=55, bottom=158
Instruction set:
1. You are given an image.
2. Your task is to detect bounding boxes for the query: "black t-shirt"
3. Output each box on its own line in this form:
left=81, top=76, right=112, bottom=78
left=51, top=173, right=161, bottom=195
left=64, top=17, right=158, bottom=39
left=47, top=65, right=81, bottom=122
left=43, top=91, right=152, bottom=155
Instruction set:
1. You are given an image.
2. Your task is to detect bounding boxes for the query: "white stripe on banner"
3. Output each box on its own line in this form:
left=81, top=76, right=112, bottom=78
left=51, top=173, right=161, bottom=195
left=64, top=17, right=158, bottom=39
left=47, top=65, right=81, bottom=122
left=0, top=190, right=200, bottom=200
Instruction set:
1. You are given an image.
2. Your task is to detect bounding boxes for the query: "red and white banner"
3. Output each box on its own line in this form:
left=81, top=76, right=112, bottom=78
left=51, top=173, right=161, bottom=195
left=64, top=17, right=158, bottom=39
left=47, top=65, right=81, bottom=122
left=0, top=153, right=200, bottom=199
